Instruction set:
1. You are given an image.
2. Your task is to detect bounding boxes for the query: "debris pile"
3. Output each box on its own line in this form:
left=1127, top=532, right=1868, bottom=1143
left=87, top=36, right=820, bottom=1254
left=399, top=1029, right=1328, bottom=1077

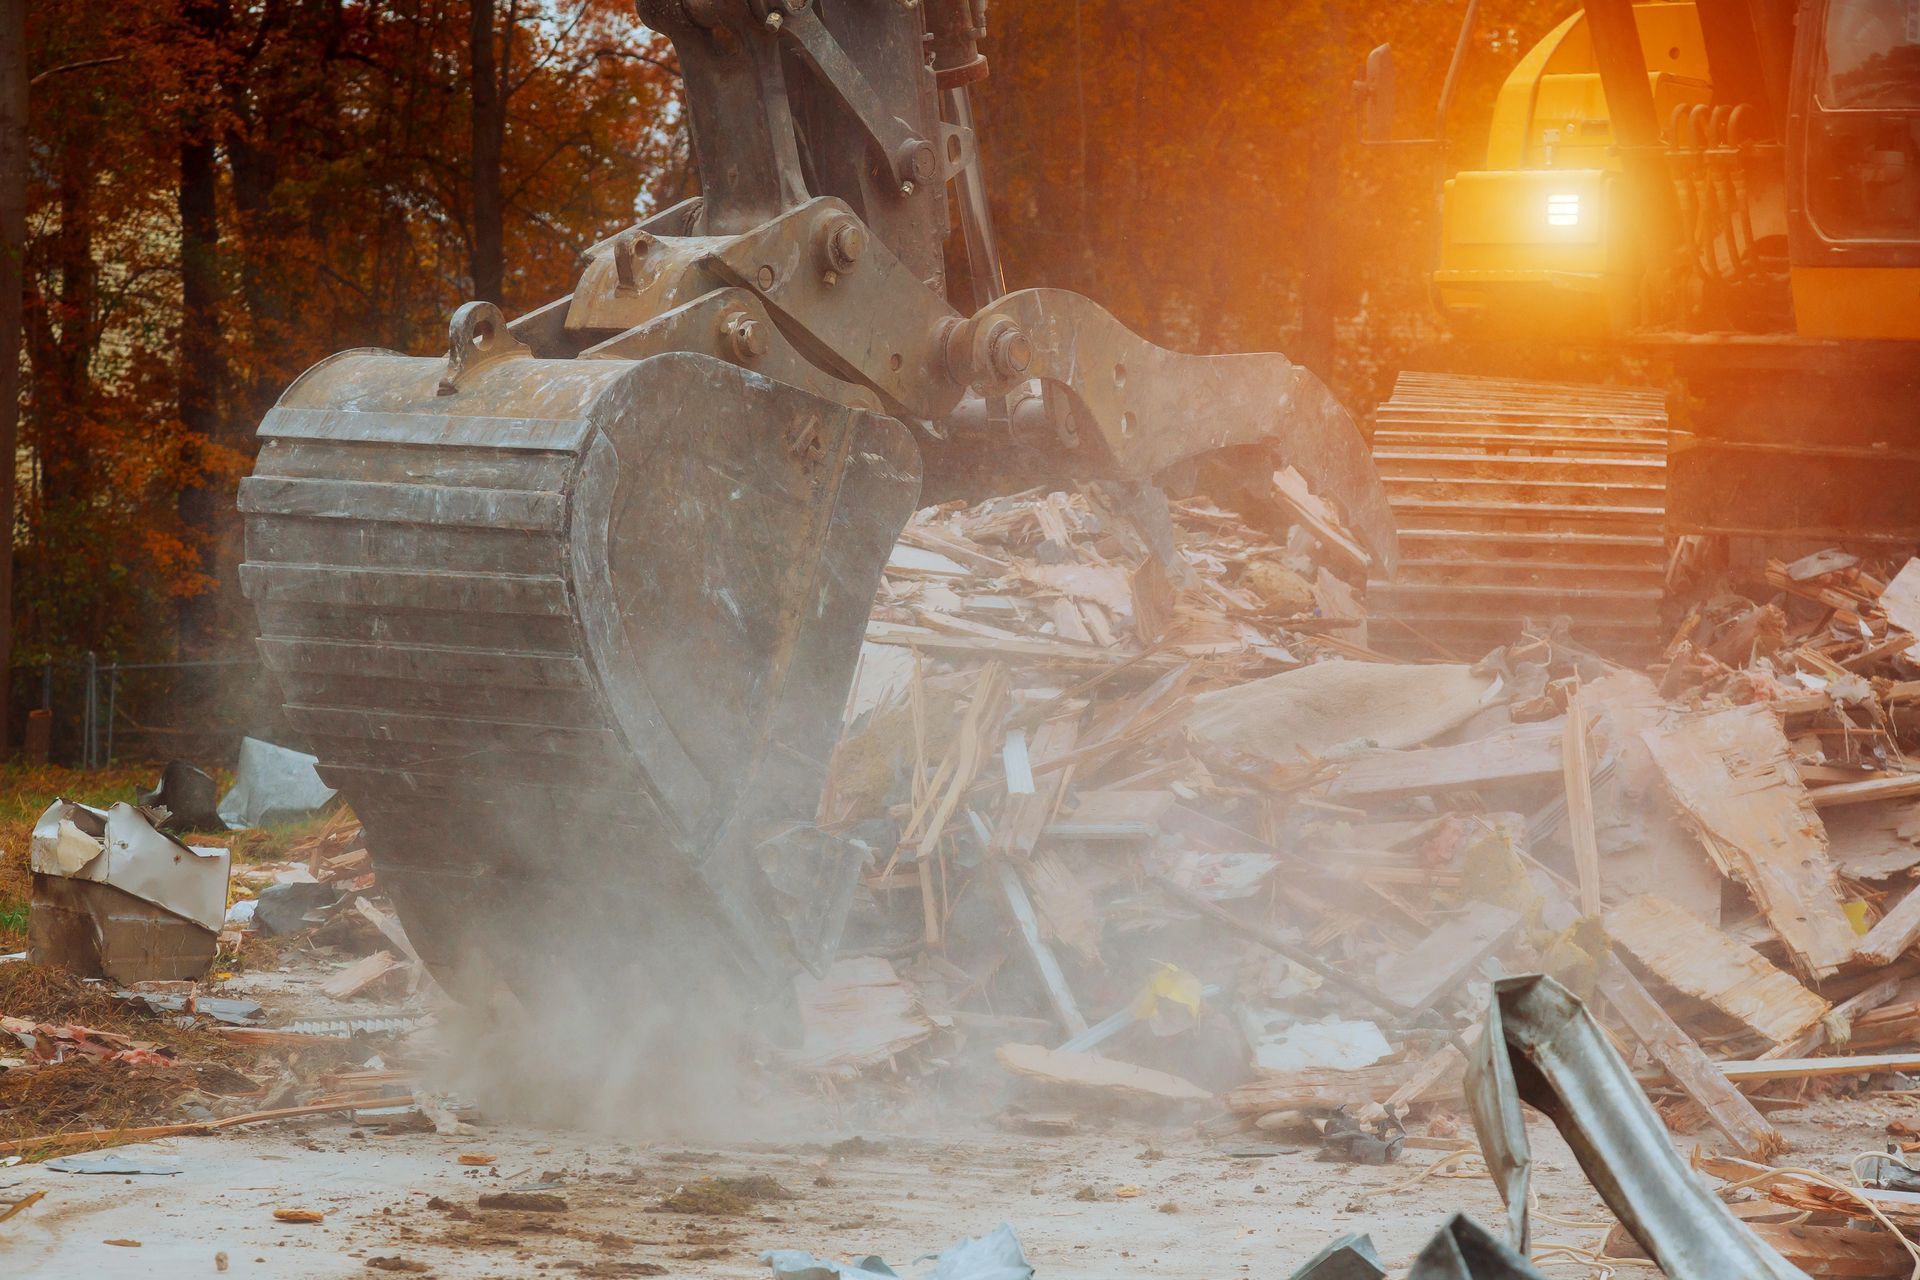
left=810, top=481, right=1920, bottom=1275
left=11, top=468, right=1920, bottom=1276
left=3, top=793, right=447, bottom=1156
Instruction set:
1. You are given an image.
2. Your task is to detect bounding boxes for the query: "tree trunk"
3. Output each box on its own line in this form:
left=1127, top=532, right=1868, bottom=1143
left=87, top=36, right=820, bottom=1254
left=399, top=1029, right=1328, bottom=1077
left=0, top=0, right=25, bottom=751
left=469, top=0, right=504, bottom=303
left=41, top=141, right=95, bottom=511
left=176, top=129, right=223, bottom=654
left=1295, top=115, right=1341, bottom=377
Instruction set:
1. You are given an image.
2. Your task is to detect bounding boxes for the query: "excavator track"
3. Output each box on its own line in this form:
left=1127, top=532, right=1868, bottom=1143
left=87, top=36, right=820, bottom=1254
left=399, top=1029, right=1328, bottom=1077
left=1364, top=372, right=1670, bottom=663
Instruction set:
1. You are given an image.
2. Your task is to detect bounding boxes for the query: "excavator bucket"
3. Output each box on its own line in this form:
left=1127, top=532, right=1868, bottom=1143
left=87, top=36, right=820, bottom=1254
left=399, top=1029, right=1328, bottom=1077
left=239, top=344, right=920, bottom=1003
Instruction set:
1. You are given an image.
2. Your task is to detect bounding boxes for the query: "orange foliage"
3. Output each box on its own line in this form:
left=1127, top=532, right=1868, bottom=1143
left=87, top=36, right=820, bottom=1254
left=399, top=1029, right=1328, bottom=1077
left=18, top=0, right=680, bottom=661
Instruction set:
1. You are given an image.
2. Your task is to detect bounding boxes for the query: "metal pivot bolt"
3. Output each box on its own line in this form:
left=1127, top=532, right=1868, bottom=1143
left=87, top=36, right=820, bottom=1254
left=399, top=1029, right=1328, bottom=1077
left=898, top=140, right=937, bottom=185
left=821, top=216, right=867, bottom=274
left=982, top=317, right=1033, bottom=381
left=720, top=309, right=769, bottom=363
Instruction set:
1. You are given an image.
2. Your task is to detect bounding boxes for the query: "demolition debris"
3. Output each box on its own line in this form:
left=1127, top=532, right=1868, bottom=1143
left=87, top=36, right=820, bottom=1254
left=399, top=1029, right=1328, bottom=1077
left=11, top=477, right=1920, bottom=1277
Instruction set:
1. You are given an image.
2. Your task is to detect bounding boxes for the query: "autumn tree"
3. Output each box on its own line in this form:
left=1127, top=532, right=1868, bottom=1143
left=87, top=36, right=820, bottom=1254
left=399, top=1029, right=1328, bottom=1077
left=11, top=0, right=679, bottom=689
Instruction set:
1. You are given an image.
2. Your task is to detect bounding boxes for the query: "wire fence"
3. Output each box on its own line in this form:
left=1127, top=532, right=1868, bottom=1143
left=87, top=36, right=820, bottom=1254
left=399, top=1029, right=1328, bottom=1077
left=9, top=653, right=290, bottom=770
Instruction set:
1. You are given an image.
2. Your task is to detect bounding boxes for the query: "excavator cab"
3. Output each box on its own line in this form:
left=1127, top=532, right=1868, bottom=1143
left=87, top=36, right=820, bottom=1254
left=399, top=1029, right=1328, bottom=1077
left=1361, top=0, right=1920, bottom=341
left=238, top=0, right=1398, bottom=1012
left=1359, top=0, right=1920, bottom=585
left=1790, top=0, right=1920, bottom=338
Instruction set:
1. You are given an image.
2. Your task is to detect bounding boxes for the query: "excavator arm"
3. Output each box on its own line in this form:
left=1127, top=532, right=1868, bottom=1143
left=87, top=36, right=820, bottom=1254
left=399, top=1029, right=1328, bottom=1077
left=238, top=0, right=1395, bottom=1010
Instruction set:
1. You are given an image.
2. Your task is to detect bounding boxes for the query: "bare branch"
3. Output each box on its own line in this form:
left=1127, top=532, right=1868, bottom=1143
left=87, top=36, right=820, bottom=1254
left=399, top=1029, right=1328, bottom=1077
left=27, top=56, right=128, bottom=88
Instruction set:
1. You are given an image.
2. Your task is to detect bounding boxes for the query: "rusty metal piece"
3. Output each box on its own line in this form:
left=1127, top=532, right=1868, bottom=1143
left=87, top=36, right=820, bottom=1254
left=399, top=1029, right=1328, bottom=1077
left=1467, top=974, right=1806, bottom=1277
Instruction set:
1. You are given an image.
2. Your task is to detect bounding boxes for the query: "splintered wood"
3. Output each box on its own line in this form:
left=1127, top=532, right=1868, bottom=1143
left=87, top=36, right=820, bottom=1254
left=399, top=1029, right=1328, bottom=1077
left=1595, top=955, right=1784, bottom=1160
left=1642, top=704, right=1856, bottom=977
left=787, top=956, right=933, bottom=1074
left=832, top=484, right=1920, bottom=1208
left=995, top=1043, right=1210, bottom=1104
left=1604, top=895, right=1829, bottom=1045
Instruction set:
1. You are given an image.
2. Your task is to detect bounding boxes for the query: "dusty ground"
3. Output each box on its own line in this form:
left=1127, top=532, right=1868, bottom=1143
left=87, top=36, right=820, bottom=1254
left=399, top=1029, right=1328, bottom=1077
left=6, top=1071, right=1906, bottom=1279
left=3, top=1112, right=1590, bottom=1278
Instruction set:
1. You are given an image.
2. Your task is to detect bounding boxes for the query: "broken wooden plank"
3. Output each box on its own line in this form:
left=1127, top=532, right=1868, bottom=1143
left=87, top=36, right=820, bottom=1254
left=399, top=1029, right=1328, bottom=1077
left=1600, top=1218, right=1912, bottom=1278
left=1373, top=903, right=1523, bottom=1017
left=1809, top=773, right=1920, bottom=809
left=1594, top=954, right=1784, bottom=1160
left=1225, top=1057, right=1465, bottom=1115
left=1584, top=669, right=1725, bottom=922
left=1719, top=1051, right=1920, bottom=1083
left=1385, top=1039, right=1470, bottom=1111
left=992, top=861, right=1088, bottom=1038
left=990, top=719, right=1077, bottom=856
left=786, top=955, right=933, bottom=1073
left=1760, top=969, right=1909, bottom=1061
left=1564, top=688, right=1601, bottom=916
left=1604, top=895, right=1829, bottom=1046
left=1855, top=883, right=1920, bottom=969
left=1185, top=659, right=1494, bottom=767
left=1756, top=1181, right=1920, bottom=1230
left=318, top=950, right=400, bottom=1001
left=1642, top=704, right=1855, bottom=977
left=1022, top=852, right=1102, bottom=965
left=1826, top=800, right=1920, bottom=881
left=1326, top=726, right=1563, bottom=801
left=1270, top=466, right=1370, bottom=576
left=995, top=1042, right=1209, bottom=1104
left=1049, top=787, right=1172, bottom=841
left=1851, top=995, right=1920, bottom=1050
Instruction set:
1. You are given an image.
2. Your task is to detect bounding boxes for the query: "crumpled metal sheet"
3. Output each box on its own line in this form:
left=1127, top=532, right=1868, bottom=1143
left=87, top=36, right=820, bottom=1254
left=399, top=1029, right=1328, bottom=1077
left=765, top=1252, right=899, bottom=1280
left=29, top=799, right=230, bottom=932
left=1406, top=1215, right=1545, bottom=1280
left=1466, top=973, right=1809, bottom=1279
left=1285, top=1231, right=1385, bottom=1279
left=217, top=737, right=337, bottom=829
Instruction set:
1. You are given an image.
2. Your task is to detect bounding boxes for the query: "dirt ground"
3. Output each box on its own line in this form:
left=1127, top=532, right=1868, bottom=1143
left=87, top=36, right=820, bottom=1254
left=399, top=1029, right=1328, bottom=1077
left=5, top=1058, right=1903, bottom=1280
left=2, top=1112, right=1584, bottom=1278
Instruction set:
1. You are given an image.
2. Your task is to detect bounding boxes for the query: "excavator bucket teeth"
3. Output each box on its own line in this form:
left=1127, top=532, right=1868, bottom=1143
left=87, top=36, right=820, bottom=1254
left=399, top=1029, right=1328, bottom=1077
left=238, top=348, right=921, bottom=999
